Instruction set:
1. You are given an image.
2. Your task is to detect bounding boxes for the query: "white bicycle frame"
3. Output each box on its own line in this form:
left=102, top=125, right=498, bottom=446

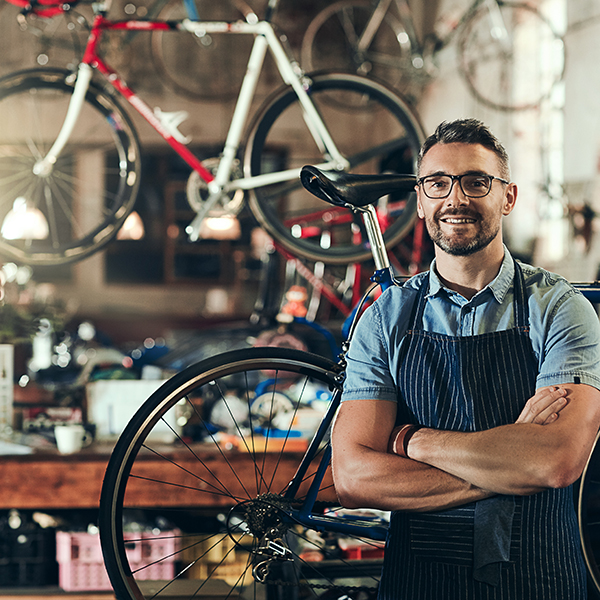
left=33, top=0, right=350, bottom=240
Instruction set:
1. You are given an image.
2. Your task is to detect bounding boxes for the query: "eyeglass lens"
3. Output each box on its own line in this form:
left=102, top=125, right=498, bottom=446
left=421, top=175, right=493, bottom=198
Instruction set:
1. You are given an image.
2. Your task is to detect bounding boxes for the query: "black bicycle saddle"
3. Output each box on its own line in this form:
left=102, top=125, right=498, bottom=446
left=300, top=165, right=416, bottom=209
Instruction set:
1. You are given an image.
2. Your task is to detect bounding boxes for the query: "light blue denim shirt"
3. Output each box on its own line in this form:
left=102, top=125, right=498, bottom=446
left=342, top=248, right=600, bottom=402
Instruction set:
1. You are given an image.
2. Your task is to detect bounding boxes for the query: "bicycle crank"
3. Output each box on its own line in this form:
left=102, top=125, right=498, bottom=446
left=186, top=157, right=244, bottom=217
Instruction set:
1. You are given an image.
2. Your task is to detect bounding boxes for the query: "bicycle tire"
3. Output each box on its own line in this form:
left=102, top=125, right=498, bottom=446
left=150, top=0, right=253, bottom=101
left=579, top=431, right=600, bottom=598
left=245, top=72, right=424, bottom=265
left=457, top=1, right=564, bottom=112
left=300, top=0, right=414, bottom=91
left=99, top=347, right=385, bottom=600
left=0, top=68, right=140, bottom=265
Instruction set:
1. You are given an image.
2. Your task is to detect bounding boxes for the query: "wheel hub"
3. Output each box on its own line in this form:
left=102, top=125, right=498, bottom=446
left=238, top=492, right=292, bottom=539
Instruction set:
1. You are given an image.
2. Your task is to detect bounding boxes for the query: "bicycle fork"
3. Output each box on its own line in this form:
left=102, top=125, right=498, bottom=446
left=32, top=63, right=93, bottom=177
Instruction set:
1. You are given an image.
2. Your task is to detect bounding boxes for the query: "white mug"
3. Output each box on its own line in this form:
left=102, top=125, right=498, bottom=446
left=54, top=424, right=93, bottom=455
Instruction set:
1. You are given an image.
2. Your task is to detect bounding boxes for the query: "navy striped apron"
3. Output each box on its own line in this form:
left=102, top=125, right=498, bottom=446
left=378, top=262, right=587, bottom=599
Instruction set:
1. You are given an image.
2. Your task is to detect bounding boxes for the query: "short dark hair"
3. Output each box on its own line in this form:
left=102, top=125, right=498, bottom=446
left=417, top=118, right=510, bottom=180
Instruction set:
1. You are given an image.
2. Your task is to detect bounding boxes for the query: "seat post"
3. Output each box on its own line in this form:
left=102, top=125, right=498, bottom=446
left=360, top=205, right=390, bottom=271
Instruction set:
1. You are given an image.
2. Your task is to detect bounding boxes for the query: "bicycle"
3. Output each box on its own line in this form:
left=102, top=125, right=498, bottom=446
left=300, top=0, right=565, bottom=112
left=0, top=0, right=425, bottom=267
left=98, top=165, right=600, bottom=600
left=97, top=168, right=418, bottom=600
left=1, top=0, right=266, bottom=99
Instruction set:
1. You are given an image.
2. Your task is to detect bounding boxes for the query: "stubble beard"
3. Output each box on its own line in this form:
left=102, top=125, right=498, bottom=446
left=424, top=209, right=501, bottom=257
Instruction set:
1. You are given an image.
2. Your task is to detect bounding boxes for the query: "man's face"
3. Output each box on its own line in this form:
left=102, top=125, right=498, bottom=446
left=416, top=142, right=517, bottom=256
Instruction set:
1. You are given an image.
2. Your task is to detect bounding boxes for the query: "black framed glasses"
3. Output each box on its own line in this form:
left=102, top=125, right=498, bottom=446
left=417, top=173, right=510, bottom=199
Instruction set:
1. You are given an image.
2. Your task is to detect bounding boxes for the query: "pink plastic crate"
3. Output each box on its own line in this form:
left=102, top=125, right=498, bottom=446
left=58, top=558, right=176, bottom=592
left=131, top=560, right=176, bottom=581
left=142, top=530, right=180, bottom=561
left=56, top=531, right=142, bottom=564
left=56, top=531, right=178, bottom=592
left=59, top=560, right=112, bottom=592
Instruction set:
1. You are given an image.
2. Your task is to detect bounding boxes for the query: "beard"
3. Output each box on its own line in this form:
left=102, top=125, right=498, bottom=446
left=424, top=208, right=501, bottom=256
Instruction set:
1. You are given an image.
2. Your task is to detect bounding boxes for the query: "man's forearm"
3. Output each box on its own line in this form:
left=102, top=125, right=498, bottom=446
left=408, top=421, right=590, bottom=494
left=333, top=444, right=494, bottom=512
left=406, top=384, right=600, bottom=495
left=406, top=425, right=550, bottom=495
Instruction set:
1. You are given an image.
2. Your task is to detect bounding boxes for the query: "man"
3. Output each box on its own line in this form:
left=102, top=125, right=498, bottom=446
left=332, top=118, right=600, bottom=599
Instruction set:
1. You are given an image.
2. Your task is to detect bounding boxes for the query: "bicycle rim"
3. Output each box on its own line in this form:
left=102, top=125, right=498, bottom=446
left=0, top=68, right=140, bottom=265
left=458, top=1, right=564, bottom=111
left=99, top=347, right=385, bottom=600
left=246, top=73, right=424, bottom=265
left=579, top=431, right=600, bottom=598
left=300, top=0, right=413, bottom=89
left=150, top=0, right=253, bottom=101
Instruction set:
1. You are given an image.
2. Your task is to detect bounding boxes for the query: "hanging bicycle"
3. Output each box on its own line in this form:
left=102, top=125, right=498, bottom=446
left=301, top=0, right=565, bottom=111
left=0, top=0, right=424, bottom=266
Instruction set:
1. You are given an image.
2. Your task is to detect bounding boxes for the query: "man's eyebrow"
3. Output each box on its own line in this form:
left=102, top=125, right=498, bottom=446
left=421, top=170, right=490, bottom=177
left=421, top=170, right=447, bottom=177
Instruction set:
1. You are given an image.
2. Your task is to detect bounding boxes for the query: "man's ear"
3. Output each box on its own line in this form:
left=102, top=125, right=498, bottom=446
left=502, top=182, right=518, bottom=216
left=416, top=187, right=425, bottom=219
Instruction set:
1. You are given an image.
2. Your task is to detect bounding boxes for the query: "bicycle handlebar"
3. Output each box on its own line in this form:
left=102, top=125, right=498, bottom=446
left=300, top=165, right=416, bottom=209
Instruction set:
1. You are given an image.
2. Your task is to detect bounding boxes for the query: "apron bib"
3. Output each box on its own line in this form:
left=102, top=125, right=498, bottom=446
left=378, top=262, right=586, bottom=600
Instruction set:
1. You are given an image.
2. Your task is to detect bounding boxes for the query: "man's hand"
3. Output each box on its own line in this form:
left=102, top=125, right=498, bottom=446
left=406, top=383, right=600, bottom=495
left=516, top=386, right=567, bottom=425
left=389, top=387, right=568, bottom=458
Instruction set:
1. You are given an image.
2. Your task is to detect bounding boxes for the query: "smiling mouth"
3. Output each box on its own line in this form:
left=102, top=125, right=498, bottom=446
left=440, top=217, right=476, bottom=224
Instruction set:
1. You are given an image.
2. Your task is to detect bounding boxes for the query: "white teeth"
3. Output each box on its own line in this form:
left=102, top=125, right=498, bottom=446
left=442, top=218, right=475, bottom=224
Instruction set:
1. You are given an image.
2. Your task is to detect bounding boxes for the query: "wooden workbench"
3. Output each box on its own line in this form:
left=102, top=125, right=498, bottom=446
left=0, top=441, right=316, bottom=510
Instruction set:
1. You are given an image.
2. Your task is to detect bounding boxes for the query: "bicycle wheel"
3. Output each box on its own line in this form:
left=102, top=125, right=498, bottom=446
left=246, top=72, right=424, bottom=264
left=150, top=0, right=253, bottom=100
left=579, top=431, right=600, bottom=598
left=300, top=0, right=414, bottom=90
left=0, top=68, right=140, bottom=265
left=458, top=1, right=564, bottom=111
left=99, top=347, right=386, bottom=600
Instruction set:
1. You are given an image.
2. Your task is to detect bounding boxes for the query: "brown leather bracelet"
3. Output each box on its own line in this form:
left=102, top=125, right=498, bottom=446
left=388, top=424, right=423, bottom=458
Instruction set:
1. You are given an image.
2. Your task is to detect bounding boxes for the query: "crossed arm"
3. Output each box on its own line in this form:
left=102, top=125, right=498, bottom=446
left=331, top=384, right=600, bottom=513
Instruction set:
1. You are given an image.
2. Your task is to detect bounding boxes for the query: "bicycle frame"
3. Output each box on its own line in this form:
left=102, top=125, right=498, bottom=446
left=261, top=192, right=399, bottom=542
left=34, top=0, right=350, bottom=238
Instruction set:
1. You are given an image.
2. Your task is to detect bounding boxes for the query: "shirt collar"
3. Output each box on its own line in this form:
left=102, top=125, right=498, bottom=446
left=427, top=246, right=514, bottom=304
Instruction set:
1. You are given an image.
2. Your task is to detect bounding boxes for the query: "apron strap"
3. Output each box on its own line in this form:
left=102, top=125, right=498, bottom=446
left=513, top=260, right=529, bottom=329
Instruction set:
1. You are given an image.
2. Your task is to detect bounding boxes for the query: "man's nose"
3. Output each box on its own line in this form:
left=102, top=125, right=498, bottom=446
left=445, top=181, right=470, bottom=207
